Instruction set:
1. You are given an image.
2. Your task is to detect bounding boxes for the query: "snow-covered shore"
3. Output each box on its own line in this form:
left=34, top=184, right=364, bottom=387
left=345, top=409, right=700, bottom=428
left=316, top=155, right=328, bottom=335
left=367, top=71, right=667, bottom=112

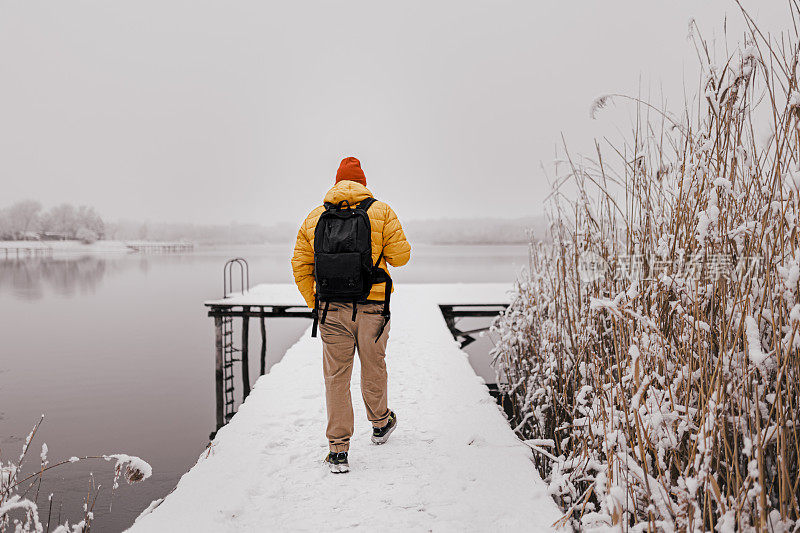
left=131, top=283, right=561, bottom=532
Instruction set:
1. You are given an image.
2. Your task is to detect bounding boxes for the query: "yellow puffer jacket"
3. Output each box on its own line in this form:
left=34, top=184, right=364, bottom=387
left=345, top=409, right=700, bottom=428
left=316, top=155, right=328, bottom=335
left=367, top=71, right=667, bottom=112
left=291, top=181, right=411, bottom=309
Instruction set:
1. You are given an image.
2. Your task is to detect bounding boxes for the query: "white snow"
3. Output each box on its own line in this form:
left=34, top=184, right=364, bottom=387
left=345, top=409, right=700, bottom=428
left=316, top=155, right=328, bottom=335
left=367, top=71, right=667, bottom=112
left=790, top=90, right=800, bottom=109
left=134, top=498, right=165, bottom=525
left=712, top=177, right=731, bottom=192
left=135, top=283, right=561, bottom=532
left=745, top=315, right=769, bottom=367
left=103, top=454, right=153, bottom=489
left=697, top=197, right=720, bottom=245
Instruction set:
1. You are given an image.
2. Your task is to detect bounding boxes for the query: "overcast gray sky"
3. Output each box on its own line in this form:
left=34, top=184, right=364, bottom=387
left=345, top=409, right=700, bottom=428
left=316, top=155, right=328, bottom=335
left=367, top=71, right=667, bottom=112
left=0, top=1, right=789, bottom=225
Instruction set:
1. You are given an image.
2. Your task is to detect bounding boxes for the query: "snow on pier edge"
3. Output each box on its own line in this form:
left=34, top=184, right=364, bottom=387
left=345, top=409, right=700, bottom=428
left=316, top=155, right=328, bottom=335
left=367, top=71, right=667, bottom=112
left=132, top=283, right=561, bottom=532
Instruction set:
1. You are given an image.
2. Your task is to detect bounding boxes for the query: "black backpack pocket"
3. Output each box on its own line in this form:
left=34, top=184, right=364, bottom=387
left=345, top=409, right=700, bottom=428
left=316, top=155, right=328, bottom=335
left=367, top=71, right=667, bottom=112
left=315, top=252, right=364, bottom=300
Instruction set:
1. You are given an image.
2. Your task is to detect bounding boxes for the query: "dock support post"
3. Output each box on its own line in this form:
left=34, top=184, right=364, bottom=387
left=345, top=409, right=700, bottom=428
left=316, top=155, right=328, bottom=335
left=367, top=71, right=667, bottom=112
left=241, top=307, right=251, bottom=399
left=259, top=313, right=267, bottom=376
left=214, top=316, right=224, bottom=434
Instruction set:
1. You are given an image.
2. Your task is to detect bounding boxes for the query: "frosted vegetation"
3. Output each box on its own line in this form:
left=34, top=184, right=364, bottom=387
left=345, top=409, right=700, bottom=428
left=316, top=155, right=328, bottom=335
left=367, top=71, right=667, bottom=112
left=492, top=5, right=800, bottom=531
left=0, top=202, right=105, bottom=243
left=0, top=416, right=152, bottom=532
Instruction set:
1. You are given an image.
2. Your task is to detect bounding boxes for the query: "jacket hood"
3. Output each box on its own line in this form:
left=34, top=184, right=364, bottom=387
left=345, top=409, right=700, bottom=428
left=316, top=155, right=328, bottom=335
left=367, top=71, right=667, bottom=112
left=323, top=181, right=374, bottom=206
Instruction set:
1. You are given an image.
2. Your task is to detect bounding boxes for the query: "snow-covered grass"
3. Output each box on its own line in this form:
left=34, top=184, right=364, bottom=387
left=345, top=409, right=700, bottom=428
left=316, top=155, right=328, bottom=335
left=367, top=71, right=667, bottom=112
left=134, top=283, right=562, bottom=532
left=0, top=415, right=152, bottom=532
left=492, top=5, right=800, bottom=531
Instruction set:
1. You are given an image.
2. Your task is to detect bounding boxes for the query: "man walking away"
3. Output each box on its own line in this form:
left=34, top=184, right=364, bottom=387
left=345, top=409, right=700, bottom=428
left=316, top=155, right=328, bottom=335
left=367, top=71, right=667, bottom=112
left=291, top=157, right=411, bottom=473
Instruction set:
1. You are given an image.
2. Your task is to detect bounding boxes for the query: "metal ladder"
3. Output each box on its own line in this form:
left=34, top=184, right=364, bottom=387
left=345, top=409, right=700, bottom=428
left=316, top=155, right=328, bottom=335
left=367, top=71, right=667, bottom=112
left=221, top=258, right=249, bottom=423
left=221, top=315, right=238, bottom=422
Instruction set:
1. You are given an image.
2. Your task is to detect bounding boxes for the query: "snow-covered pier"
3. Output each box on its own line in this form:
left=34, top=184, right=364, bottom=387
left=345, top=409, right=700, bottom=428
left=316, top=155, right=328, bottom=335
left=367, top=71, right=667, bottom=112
left=0, top=241, right=53, bottom=258
left=125, top=241, right=194, bottom=253
left=131, top=283, right=561, bottom=532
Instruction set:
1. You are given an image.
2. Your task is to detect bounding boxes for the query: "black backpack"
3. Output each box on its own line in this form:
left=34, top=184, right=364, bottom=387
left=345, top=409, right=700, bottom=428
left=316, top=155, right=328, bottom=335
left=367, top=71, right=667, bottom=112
left=311, top=197, right=391, bottom=341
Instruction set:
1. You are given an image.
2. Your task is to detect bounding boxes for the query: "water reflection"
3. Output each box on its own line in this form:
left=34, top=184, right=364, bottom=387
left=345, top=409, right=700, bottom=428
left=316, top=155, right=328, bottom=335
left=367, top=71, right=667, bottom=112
left=0, top=256, right=133, bottom=300
left=0, top=248, right=314, bottom=531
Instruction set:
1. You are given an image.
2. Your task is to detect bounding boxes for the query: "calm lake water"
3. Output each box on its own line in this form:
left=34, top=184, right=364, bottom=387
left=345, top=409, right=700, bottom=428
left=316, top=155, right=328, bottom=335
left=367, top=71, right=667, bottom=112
left=0, top=243, right=526, bottom=531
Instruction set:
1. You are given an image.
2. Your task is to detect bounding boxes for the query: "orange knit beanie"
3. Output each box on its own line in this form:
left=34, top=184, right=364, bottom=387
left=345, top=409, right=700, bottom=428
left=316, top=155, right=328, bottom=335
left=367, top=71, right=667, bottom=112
left=335, top=157, right=367, bottom=186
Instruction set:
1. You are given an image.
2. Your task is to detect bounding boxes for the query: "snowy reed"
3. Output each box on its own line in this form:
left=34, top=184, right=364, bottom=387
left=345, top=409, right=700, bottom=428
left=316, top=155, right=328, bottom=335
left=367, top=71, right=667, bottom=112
left=0, top=416, right=152, bottom=532
left=492, top=3, right=800, bottom=530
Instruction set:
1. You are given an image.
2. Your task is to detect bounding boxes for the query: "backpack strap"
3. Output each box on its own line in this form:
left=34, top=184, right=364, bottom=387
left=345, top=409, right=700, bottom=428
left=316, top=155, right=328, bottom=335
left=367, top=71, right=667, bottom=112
left=311, top=295, right=330, bottom=338
left=374, top=276, right=391, bottom=342
left=371, top=251, right=391, bottom=342
left=311, top=293, right=320, bottom=337
left=358, top=197, right=376, bottom=211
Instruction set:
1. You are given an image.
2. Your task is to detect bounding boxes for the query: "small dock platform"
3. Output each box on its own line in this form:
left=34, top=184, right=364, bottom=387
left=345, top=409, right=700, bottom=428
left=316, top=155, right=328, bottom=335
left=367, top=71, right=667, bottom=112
left=131, top=283, right=560, bottom=532
left=125, top=241, right=194, bottom=253
left=0, top=242, right=53, bottom=258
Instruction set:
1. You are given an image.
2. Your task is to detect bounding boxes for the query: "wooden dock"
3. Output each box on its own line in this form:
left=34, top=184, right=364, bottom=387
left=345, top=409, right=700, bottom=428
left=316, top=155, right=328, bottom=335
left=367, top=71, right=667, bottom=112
left=131, top=283, right=561, bottom=532
left=125, top=241, right=194, bottom=253
left=0, top=240, right=194, bottom=257
left=0, top=242, right=53, bottom=258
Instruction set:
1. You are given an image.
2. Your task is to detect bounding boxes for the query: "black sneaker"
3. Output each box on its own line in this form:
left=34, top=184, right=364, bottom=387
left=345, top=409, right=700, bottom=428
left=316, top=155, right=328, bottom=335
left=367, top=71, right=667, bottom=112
left=325, top=452, right=349, bottom=473
left=371, top=411, right=397, bottom=445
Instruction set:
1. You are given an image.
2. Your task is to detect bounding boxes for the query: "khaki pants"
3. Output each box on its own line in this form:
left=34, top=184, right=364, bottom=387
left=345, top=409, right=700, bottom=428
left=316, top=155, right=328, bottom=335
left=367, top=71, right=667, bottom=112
left=319, top=302, right=391, bottom=452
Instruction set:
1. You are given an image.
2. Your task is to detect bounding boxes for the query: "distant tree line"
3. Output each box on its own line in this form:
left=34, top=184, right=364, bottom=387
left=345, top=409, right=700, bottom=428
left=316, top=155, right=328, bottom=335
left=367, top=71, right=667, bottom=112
left=0, top=200, right=105, bottom=243
left=105, top=220, right=296, bottom=244
left=1, top=199, right=546, bottom=246
left=103, top=217, right=548, bottom=245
